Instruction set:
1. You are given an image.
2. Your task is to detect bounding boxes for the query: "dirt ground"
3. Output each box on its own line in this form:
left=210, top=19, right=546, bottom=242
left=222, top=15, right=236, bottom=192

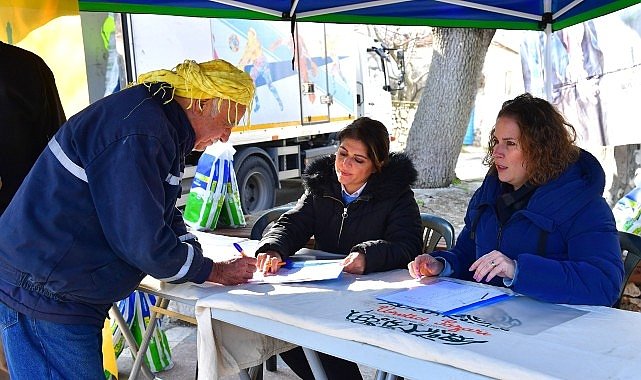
left=413, top=179, right=482, bottom=235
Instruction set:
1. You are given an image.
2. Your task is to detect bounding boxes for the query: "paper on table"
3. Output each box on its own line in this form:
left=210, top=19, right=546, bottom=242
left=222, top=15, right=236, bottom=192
left=191, top=231, right=259, bottom=260
left=377, top=278, right=512, bottom=315
left=249, top=260, right=344, bottom=284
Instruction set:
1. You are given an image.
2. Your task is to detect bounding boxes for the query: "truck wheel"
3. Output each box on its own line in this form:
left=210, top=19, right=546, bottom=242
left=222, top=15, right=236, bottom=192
left=236, top=156, right=276, bottom=215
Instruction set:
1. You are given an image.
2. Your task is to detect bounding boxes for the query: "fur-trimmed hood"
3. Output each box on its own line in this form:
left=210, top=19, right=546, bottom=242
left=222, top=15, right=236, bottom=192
left=302, top=152, right=417, bottom=200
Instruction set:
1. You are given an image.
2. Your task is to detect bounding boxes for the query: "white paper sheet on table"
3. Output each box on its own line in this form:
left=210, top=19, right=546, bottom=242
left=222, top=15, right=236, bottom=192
left=249, top=260, right=344, bottom=284
left=377, top=278, right=511, bottom=315
left=191, top=231, right=258, bottom=260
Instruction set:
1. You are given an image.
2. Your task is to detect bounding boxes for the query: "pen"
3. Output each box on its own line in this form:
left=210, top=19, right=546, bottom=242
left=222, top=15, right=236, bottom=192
left=275, top=259, right=294, bottom=269
left=233, top=242, right=248, bottom=257
left=480, top=292, right=489, bottom=300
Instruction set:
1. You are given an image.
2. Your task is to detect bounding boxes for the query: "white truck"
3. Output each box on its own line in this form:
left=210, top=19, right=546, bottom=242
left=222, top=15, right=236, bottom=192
left=83, top=13, right=403, bottom=214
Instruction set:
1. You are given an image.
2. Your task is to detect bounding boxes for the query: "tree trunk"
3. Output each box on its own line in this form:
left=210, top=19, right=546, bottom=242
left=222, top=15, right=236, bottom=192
left=406, top=28, right=495, bottom=188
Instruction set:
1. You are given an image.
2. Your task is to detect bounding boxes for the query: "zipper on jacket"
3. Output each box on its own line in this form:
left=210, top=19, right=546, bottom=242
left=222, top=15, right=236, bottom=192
left=338, top=206, right=348, bottom=244
left=323, top=194, right=364, bottom=245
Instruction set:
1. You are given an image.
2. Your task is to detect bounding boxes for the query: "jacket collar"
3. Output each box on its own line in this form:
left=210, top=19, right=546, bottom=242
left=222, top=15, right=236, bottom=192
left=303, top=152, right=418, bottom=199
left=147, top=83, right=195, bottom=157
left=475, top=148, right=605, bottom=228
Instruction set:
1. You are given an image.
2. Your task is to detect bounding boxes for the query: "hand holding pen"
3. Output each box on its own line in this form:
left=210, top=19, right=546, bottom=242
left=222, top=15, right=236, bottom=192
left=254, top=249, right=291, bottom=274
left=234, top=243, right=286, bottom=274
left=206, top=243, right=256, bottom=285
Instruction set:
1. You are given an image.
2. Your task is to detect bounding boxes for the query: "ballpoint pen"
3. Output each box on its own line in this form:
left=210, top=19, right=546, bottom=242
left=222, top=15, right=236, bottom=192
left=271, top=260, right=294, bottom=270
left=233, top=242, right=248, bottom=257
left=233, top=242, right=293, bottom=267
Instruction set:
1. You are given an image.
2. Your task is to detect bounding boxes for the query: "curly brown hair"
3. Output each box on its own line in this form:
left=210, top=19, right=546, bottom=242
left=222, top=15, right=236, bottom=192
left=482, top=93, right=580, bottom=186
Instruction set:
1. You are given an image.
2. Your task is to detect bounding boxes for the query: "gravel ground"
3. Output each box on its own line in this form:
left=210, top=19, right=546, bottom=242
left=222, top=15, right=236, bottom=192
left=414, top=179, right=482, bottom=235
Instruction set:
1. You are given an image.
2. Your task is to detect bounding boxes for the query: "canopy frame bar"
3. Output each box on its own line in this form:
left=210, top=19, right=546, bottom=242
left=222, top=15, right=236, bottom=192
left=289, top=0, right=301, bottom=18
left=298, top=0, right=412, bottom=19
left=436, top=0, right=539, bottom=20
left=209, top=0, right=281, bottom=17
left=554, top=0, right=584, bottom=20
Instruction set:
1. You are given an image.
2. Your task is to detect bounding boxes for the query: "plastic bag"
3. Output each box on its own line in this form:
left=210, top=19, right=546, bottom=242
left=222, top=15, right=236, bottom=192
left=613, top=187, right=641, bottom=235
left=218, top=158, right=247, bottom=228
left=109, top=291, right=173, bottom=375
left=183, top=144, right=227, bottom=230
left=184, top=142, right=245, bottom=230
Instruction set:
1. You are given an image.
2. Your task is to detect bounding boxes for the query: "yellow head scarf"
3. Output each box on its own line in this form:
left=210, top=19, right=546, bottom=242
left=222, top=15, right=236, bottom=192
left=138, top=59, right=255, bottom=123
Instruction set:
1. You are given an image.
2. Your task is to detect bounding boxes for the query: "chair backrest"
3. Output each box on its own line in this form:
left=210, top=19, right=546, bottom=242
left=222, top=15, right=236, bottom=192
left=250, top=205, right=294, bottom=240
left=420, top=212, right=455, bottom=253
left=615, top=231, right=641, bottom=308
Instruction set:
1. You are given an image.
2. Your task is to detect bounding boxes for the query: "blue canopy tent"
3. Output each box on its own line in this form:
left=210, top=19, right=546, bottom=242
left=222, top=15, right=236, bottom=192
left=79, top=0, right=641, bottom=99
left=79, top=0, right=638, bottom=31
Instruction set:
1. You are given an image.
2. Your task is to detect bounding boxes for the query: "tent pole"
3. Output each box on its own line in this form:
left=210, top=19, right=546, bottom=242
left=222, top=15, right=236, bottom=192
left=543, top=0, right=553, bottom=101
left=544, top=24, right=552, bottom=101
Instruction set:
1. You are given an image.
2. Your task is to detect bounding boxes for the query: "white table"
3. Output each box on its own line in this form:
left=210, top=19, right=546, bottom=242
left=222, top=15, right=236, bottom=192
left=189, top=270, right=641, bottom=380
left=127, top=232, right=641, bottom=380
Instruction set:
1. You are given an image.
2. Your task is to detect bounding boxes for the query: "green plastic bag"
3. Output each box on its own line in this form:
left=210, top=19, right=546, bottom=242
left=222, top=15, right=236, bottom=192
left=183, top=145, right=227, bottom=230
left=108, top=291, right=173, bottom=377
left=185, top=142, right=245, bottom=230
left=218, top=158, right=247, bottom=228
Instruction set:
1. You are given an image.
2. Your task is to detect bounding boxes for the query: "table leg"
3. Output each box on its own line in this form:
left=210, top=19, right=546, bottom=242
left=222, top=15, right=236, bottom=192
left=265, top=355, right=277, bottom=371
left=375, top=370, right=388, bottom=380
left=108, top=303, right=156, bottom=380
left=302, top=348, right=328, bottom=380
left=247, top=363, right=263, bottom=380
left=129, top=296, right=170, bottom=379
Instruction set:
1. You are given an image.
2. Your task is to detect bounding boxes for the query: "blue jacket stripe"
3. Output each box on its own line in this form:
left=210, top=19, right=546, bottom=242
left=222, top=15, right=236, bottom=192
left=48, top=138, right=88, bottom=182
left=159, top=242, right=194, bottom=282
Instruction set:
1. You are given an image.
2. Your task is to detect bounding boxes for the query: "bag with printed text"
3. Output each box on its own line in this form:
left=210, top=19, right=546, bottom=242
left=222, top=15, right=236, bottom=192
left=184, top=142, right=245, bottom=230
left=109, top=291, right=173, bottom=376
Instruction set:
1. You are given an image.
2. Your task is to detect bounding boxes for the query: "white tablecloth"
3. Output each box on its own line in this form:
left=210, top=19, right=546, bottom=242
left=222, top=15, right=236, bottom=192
left=191, top=269, right=641, bottom=380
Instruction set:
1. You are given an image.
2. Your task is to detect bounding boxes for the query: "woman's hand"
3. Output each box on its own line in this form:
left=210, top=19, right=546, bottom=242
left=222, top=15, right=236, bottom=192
left=469, top=250, right=515, bottom=282
left=255, top=250, right=284, bottom=274
left=408, top=254, right=444, bottom=279
left=342, top=251, right=366, bottom=274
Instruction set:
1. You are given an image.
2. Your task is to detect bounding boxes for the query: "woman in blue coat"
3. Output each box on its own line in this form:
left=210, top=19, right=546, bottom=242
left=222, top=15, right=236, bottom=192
left=409, top=93, right=623, bottom=306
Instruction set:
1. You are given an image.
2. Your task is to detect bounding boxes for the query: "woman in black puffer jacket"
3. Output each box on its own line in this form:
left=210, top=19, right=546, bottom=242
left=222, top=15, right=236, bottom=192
left=254, top=116, right=422, bottom=380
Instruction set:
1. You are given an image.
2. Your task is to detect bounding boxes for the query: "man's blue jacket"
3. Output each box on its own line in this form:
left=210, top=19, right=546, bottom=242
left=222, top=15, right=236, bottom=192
left=0, top=84, right=212, bottom=326
left=433, top=149, right=623, bottom=306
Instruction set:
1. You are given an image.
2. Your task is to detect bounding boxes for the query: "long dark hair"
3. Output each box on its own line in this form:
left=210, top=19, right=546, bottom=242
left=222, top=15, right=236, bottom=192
left=337, top=117, right=390, bottom=172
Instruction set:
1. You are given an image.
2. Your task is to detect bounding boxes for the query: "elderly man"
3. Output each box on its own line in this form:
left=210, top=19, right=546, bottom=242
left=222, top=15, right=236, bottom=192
left=0, top=59, right=256, bottom=379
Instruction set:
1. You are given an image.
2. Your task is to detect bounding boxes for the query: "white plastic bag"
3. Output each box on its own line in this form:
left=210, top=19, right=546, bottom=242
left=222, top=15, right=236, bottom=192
left=184, top=142, right=245, bottom=230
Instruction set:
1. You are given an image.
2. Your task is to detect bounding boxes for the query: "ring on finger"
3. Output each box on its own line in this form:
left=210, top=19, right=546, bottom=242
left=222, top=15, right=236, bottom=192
left=490, top=260, right=497, bottom=267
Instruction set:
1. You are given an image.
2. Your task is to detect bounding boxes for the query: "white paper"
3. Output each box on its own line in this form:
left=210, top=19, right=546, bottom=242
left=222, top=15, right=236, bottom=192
left=192, top=231, right=259, bottom=260
left=249, top=260, right=344, bottom=284
left=377, top=278, right=511, bottom=314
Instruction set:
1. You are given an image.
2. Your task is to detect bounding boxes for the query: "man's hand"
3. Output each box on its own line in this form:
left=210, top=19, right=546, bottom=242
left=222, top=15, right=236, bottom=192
left=208, top=256, right=257, bottom=285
